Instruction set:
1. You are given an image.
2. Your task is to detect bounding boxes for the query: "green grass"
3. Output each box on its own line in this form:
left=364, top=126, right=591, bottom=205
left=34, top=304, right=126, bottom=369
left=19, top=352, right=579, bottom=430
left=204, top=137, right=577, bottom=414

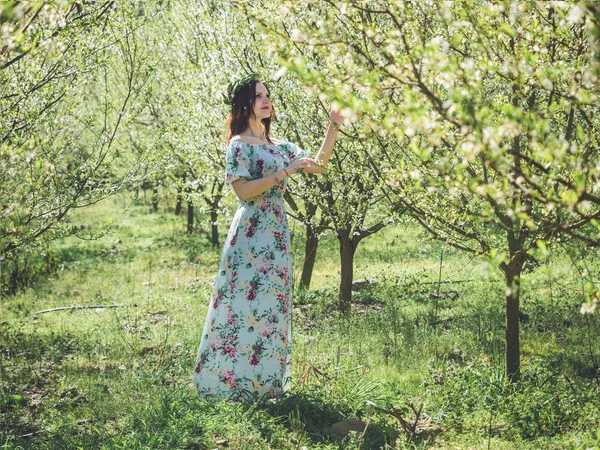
left=1, top=189, right=600, bottom=449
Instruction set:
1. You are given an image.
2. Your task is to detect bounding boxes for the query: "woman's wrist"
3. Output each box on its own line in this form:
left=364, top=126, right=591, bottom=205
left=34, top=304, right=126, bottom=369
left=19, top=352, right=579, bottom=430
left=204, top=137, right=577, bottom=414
left=330, top=120, right=342, bottom=132
left=273, top=169, right=291, bottom=185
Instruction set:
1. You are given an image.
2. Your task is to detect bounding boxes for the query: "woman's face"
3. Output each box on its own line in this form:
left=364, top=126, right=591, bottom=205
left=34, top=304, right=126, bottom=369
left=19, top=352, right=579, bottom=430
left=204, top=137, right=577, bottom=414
left=252, top=82, right=272, bottom=120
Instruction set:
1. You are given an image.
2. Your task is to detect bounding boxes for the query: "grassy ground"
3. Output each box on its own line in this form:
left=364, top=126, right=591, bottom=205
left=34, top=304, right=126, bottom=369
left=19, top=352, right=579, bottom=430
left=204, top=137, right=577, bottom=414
left=1, top=190, right=600, bottom=449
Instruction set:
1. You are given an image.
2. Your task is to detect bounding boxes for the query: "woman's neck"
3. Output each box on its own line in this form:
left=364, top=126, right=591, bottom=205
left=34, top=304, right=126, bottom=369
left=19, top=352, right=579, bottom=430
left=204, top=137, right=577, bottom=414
left=243, top=118, right=265, bottom=141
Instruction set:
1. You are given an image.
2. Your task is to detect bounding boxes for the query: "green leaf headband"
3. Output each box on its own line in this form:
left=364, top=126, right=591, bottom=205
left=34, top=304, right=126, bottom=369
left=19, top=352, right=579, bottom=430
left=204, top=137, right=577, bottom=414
left=222, top=73, right=262, bottom=106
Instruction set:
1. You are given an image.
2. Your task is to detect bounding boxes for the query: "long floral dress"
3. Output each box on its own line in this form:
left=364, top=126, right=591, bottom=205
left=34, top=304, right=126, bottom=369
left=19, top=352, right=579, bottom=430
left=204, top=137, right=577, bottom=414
left=193, top=139, right=309, bottom=402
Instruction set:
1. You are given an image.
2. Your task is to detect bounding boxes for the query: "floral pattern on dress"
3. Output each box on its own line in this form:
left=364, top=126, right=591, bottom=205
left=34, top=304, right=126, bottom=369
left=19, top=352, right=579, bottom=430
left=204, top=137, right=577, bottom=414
left=193, top=140, right=309, bottom=403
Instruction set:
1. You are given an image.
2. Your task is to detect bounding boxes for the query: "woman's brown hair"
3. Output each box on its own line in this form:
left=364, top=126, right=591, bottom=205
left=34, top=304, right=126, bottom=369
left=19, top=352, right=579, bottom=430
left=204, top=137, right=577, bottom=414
left=224, top=78, right=276, bottom=145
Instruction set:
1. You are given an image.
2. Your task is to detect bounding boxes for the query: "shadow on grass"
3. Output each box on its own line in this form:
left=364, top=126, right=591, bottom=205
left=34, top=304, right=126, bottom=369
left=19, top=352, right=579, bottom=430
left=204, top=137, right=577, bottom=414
left=242, top=389, right=402, bottom=448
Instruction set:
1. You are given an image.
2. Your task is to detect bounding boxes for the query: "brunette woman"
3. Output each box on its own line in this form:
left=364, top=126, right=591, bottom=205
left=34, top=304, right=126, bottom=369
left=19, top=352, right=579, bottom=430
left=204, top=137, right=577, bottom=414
left=193, top=74, right=342, bottom=402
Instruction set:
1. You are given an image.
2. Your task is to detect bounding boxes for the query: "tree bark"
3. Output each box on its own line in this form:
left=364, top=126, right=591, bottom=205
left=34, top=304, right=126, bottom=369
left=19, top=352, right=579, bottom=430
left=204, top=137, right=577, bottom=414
left=175, top=185, right=183, bottom=215
left=176, top=173, right=186, bottom=216
left=152, top=184, right=159, bottom=213
left=338, top=230, right=356, bottom=314
left=187, top=201, right=194, bottom=235
left=300, top=224, right=319, bottom=289
left=203, top=181, right=223, bottom=248
left=210, top=208, right=219, bottom=248
left=503, top=253, right=525, bottom=381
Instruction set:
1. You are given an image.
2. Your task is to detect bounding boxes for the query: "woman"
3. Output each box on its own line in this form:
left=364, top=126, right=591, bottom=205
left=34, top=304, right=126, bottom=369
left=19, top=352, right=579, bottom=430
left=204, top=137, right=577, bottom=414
left=193, top=74, right=342, bottom=403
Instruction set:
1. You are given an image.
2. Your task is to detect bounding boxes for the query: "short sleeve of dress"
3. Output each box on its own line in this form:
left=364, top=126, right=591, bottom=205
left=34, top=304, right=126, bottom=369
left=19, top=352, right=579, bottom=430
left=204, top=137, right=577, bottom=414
left=284, top=141, right=310, bottom=164
left=224, top=141, right=252, bottom=187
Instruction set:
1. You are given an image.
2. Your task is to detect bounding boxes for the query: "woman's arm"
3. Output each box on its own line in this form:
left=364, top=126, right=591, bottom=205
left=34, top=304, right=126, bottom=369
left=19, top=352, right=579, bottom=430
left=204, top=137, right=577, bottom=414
left=304, top=110, right=344, bottom=174
left=231, top=159, right=316, bottom=201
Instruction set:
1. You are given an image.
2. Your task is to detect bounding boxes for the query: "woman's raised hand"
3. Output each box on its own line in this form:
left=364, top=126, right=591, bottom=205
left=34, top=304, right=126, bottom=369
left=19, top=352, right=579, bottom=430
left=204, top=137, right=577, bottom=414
left=288, top=157, right=318, bottom=175
left=330, top=108, right=344, bottom=127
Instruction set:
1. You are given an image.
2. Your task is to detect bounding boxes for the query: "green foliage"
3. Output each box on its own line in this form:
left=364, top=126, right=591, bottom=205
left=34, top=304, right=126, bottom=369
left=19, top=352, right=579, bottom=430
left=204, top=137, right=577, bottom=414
left=0, top=1, right=164, bottom=256
left=501, top=365, right=596, bottom=439
left=248, top=0, right=600, bottom=379
left=425, top=356, right=600, bottom=439
left=251, top=0, right=600, bottom=273
left=0, top=245, right=58, bottom=296
left=4, top=0, right=600, bottom=447
left=1, top=197, right=600, bottom=448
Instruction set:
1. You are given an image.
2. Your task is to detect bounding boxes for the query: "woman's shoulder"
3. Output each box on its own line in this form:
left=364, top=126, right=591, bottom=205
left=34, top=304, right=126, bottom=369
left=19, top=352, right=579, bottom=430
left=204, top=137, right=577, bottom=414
left=229, top=135, right=287, bottom=146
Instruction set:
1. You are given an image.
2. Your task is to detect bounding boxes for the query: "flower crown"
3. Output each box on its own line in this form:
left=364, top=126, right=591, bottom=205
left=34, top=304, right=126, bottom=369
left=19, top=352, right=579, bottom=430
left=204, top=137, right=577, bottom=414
left=222, top=73, right=262, bottom=106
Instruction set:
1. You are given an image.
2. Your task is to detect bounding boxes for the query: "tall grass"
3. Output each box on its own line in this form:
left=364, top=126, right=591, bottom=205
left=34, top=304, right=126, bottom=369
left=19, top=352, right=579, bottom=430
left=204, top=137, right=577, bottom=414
left=1, top=190, right=599, bottom=449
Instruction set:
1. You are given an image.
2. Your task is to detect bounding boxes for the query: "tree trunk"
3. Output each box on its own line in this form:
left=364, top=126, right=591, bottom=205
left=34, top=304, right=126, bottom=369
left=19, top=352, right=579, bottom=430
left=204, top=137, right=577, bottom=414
left=176, top=173, right=187, bottom=216
left=300, top=224, right=319, bottom=289
left=210, top=208, right=219, bottom=248
left=338, top=231, right=356, bottom=314
left=152, top=185, right=159, bottom=213
left=187, top=201, right=194, bottom=235
left=205, top=182, right=224, bottom=248
left=175, top=185, right=183, bottom=216
left=503, top=255, right=525, bottom=381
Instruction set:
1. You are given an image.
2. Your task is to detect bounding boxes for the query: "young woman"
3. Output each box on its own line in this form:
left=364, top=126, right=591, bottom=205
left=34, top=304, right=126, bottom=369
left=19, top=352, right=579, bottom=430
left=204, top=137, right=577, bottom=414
left=193, top=74, right=342, bottom=403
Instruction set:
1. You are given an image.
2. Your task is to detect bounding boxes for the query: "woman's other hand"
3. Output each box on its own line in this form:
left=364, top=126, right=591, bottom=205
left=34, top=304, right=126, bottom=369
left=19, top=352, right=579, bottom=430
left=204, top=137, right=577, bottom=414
left=288, top=157, right=324, bottom=175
